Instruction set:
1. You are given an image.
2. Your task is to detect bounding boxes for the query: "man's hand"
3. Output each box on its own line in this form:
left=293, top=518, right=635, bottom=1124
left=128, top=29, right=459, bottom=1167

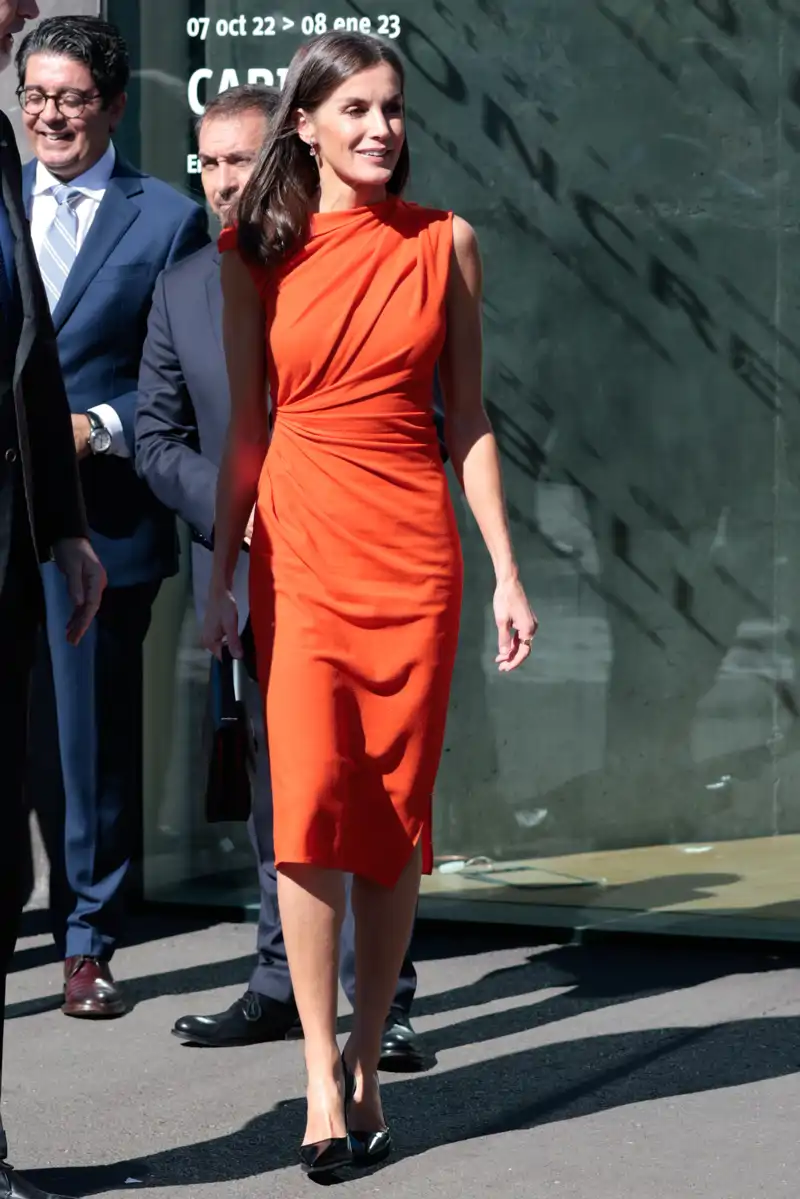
left=72, top=414, right=91, bottom=460
left=52, top=537, right=107, bottom=645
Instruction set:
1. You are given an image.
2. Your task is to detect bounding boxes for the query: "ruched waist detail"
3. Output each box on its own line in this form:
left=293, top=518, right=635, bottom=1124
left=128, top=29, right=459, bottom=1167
left=272, top=393, right=440, bottom=452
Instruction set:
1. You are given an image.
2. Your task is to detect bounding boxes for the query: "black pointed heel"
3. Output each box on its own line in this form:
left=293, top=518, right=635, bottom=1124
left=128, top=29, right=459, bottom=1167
left=349, top=1126, right=393, bottom=1167
left=299, top=1137, right=352, bottom=1177
left=342, top=1052, right=355, bottom=1105
left=342, top=1054, right=393, bottom=1168
left=299, top=1056, right=356, bottom=1177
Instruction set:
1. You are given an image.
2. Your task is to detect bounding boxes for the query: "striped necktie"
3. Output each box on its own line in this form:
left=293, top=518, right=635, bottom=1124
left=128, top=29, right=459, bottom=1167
left=39, top=184, right=81, bottom=312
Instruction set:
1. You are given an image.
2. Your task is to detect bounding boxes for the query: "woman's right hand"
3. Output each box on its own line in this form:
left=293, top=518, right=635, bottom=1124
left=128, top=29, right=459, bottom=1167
left=202, top=585, right=242, bottom=660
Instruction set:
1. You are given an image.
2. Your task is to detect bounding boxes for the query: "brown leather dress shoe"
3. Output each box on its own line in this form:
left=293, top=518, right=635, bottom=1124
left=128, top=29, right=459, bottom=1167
left=62, top=956, right=127, bottom=1019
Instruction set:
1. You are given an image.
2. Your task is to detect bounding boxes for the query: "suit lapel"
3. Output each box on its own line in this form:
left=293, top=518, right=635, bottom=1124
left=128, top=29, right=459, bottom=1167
left=23, top=154, right=146, bottom=333
left=205, top=245, right=223, bottom=354
left=4, top=135, right=41, bottom=387
left=50, top=163, right=144, bottom=332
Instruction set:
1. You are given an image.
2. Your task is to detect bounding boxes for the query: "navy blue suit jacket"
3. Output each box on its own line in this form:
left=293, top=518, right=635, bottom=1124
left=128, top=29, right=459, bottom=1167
left=135, top=242, right=449, bottom=629
left=23, top=153, right=209, bottom=587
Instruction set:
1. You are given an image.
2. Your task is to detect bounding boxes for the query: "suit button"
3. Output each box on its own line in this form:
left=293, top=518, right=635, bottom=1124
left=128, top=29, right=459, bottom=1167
left=4, top=448, right=16, bottom=463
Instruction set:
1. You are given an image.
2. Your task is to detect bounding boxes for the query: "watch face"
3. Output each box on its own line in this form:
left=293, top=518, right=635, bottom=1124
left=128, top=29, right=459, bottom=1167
left=90, top=426, right=113, bottom=454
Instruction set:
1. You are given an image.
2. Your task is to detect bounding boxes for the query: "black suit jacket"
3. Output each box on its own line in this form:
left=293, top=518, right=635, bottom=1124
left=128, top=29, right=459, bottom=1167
left=134, top=241, right=450, bottom=626
left=0, top=109, right=86, bottom=585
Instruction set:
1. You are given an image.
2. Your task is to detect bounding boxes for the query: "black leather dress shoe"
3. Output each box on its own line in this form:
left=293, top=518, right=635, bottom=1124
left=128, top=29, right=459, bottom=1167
left=378, top=1011, right=434, bottom=1073
left=0, top=1163, right=67, bottom=1199
left=172, top=990, right=298, bottom=1047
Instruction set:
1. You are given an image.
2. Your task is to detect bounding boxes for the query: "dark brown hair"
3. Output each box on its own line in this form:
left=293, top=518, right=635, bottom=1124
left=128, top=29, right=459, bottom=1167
left=237, top=32, right=409, bottom=269
left=196, top=83, right=280, bottom=137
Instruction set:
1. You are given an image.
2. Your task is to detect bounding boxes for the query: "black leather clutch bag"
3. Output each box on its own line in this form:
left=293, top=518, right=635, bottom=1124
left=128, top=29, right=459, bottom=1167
left=204, top=646, right=254, bottom=823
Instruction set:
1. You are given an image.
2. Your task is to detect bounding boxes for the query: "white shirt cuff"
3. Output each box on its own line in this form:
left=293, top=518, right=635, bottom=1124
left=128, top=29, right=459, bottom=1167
left=88, top=404, right=129, bottom=458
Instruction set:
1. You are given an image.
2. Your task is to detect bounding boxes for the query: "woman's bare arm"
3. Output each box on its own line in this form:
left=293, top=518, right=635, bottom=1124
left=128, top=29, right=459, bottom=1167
left=439, top=216, right=537, bottom=670
left=208, top=253, right=270, bottom=618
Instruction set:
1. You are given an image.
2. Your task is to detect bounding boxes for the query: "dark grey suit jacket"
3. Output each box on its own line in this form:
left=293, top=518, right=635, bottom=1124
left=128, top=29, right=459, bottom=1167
left=134, top=242, right=250, bottom=626
left=0, top=109, right=86, bottom=586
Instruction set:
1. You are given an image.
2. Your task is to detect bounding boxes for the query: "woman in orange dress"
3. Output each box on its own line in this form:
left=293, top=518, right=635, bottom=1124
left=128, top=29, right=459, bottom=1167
left=203, top=31, right=537, bottom=1176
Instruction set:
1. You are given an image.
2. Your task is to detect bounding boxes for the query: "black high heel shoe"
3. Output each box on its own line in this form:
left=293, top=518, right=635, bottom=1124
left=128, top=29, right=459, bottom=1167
left=342, top=1055, right=393, bottom=1168
left=299, top=1057, right=356, bottom=1177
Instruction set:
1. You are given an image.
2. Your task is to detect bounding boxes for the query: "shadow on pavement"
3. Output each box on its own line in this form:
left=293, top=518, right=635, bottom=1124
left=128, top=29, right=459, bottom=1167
left=26, top=1015, right=800, bottom=1195
left=22, top=939, right=799, bottom=1195
left=413, top=935, right=773, bottom=1030
left=5, top=953, right=256, bottom=1022
left=9, top=909, right=221, bottom=977
left=6, top=908, right=555, bottom=1020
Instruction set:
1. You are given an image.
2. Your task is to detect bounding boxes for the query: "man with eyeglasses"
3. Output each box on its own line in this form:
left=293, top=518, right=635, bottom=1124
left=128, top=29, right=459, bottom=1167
left=0, top=3, right=106, bottom=1196
left=16, top=15, right=208, bottom=1022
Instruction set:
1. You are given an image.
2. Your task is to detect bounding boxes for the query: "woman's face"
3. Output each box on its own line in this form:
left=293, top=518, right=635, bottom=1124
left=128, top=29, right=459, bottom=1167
left=297, top=63, right=404, bottom=194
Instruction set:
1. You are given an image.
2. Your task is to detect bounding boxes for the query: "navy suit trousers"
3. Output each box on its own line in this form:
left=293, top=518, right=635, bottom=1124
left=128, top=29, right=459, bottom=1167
left=28, top=566, right=160, bottom=959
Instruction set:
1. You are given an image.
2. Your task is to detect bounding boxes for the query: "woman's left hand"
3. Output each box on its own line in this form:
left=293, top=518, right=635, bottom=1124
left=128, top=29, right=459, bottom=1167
left=494, top=576, right=538, bottom=673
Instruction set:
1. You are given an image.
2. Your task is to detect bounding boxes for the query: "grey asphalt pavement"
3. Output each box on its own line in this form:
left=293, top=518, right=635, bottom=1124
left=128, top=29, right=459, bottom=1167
left=4, top=914, right=800, bottom=1198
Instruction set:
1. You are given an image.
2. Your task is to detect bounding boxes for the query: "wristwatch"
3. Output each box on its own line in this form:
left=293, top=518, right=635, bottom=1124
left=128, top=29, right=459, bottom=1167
left=87, top=410, right=112, bottom=455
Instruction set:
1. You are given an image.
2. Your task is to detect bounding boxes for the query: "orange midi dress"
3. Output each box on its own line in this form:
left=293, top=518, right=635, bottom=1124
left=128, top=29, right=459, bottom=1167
left=219, top=198, right=463, bottom=887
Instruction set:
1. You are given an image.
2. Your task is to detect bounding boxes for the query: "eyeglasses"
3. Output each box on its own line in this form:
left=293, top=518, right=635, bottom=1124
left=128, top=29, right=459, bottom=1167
left=16, top=88, right=102, bottom=117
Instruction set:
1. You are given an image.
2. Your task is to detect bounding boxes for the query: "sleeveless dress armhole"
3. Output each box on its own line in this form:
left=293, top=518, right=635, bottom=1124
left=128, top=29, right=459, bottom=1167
left=217, top=223, right=270, bottom=300
left=437, top=211, right=456, bottom=294
left=428, top=211, right=455, bottom=358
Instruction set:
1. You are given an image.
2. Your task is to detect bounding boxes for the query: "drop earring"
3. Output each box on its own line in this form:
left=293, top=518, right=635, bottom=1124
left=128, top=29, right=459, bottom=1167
left=309, top=142, right=317, bottom=157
